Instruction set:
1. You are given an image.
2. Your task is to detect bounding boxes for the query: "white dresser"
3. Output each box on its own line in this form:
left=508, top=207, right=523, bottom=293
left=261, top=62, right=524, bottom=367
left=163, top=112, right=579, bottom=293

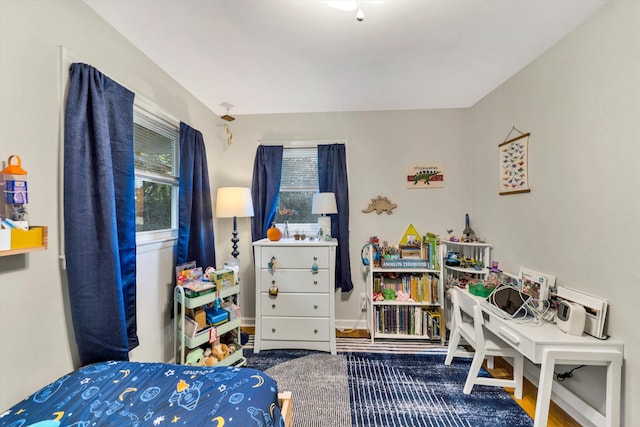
left=253, top=238, right=337, bottom=354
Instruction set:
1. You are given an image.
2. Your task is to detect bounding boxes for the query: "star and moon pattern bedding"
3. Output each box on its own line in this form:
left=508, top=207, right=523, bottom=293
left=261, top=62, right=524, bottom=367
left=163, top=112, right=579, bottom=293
left=1, top=360, right=284, bottom=427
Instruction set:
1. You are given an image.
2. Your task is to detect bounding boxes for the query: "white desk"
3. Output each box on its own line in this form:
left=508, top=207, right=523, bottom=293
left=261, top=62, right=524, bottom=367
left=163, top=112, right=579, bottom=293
left=473, top=294, right=623, bottom=427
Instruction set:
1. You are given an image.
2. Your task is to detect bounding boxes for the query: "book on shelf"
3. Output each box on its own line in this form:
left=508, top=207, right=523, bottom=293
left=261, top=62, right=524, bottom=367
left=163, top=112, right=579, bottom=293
left=381, top=258, right=429, bottom=268
left=374, top=272, right=439, bottom=304
left=374, top=305, right=439, bottom=339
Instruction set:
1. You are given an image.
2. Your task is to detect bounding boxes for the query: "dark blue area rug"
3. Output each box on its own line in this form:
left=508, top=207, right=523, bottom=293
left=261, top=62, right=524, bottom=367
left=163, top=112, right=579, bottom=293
left=244, top=348, right=533, bottom=427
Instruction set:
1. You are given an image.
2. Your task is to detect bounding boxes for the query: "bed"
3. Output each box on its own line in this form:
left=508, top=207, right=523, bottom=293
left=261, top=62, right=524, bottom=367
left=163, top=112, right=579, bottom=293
left=1, top=360, right=292, bottom=427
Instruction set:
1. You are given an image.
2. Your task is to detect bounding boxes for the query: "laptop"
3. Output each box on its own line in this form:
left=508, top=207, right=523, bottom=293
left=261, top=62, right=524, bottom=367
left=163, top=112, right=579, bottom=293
left=482, top=285, right=532, bottom=319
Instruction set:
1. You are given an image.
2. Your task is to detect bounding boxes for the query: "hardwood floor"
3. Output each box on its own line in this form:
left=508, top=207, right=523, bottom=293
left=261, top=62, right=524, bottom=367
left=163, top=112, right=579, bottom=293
left=486, top=356, right=581, bottom=427
left=243, top=328, right=579, bottom=425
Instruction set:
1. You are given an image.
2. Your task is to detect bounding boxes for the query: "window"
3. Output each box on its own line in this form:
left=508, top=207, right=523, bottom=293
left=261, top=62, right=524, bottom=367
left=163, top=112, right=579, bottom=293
left=274, top=147, right=320, bottom=234
left=133, top=105, right=179, bottom=238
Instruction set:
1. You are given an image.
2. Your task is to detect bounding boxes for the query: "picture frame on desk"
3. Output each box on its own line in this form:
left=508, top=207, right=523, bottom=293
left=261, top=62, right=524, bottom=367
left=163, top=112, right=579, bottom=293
left=519, top=267, right=556, bottom=301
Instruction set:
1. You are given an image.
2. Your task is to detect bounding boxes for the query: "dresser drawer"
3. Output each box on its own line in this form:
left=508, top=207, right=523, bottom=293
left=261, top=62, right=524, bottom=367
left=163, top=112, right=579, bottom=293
left=259, top=246, right=329, bottom=269
left=261, top=293, right=330, bottom=317
left=260, top=269, right=329, bottom=293
left=262, top=317, right=330, bottom=342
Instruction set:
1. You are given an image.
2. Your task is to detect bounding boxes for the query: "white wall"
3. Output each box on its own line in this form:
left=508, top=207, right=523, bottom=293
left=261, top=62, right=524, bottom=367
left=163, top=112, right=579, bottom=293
left=469, top=1, right=639, bottom=424
left=228, top=110, right=474, bottom=326
left=1, top=0, right=636, bottom=424
left=0, top=0, right=229, bottom=410
left=221, top=2, right=640, bottom=424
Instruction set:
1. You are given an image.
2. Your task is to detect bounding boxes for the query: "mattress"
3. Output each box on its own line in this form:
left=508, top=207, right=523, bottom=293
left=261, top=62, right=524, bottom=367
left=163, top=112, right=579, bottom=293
left=1, top=360, right=284, bottom=426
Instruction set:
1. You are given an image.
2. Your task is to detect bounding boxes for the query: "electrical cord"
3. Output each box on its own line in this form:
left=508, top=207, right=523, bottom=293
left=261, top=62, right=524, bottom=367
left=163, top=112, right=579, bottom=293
left=555, top=365, right=585, bottom=382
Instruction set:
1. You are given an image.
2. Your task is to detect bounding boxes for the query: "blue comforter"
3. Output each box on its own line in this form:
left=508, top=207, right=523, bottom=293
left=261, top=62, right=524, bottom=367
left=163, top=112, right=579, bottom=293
left=1, top=361, right=284, bottom=427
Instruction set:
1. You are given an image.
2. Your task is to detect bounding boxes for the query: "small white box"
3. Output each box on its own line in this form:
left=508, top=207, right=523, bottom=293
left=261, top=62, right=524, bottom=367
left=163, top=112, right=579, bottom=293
left=0, top=229, right=10, bottom=250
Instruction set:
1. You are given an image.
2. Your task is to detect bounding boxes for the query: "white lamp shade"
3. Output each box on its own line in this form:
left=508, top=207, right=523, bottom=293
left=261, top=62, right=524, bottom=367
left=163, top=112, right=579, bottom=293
left=311, top=192, right=338, bottom=215
left=216, top=187, right=254, bottom=218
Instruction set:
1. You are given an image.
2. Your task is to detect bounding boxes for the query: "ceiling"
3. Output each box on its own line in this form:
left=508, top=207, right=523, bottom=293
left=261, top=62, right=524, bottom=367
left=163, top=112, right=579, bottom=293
left=83, top=0, right=608, bottom=116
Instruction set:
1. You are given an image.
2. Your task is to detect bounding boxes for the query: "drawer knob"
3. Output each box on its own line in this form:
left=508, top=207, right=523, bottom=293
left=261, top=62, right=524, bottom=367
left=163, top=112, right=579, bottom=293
left=313, top=280, right=318, bottom=285
left=314, top=329, right=318, bottom=334
left=269, top=283, right=279, bottom=297
left=272, top=328, right=276, bottom=333
left=314, top=305, right=318, bottom=309
left=268, top=256, right=277, bottom=273
left=272, top=304, right=276, bottom=309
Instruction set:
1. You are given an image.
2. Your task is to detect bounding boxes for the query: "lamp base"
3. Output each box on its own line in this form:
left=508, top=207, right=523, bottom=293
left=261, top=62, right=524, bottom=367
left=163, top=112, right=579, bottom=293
left=318, top=216, right=331, bottom=240
left=231, top=216, right=239, bottom=258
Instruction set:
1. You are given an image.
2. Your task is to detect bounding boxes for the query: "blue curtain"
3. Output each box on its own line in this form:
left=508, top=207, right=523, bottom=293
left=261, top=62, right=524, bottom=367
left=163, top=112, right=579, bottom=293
left=318, top=144, right=353, bottom=292
left=64, top=63, right=138, bottom=365
left=177, top=122, right=216, bottom=270
left=251, top=145, right=283, bottom=241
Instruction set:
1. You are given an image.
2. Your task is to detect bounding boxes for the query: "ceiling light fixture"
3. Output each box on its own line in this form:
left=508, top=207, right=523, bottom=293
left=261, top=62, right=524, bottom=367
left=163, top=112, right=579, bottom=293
left=220, top=102, right=235, bottom=145
left=220, top=101, right=235, bottom=122
left=327, top=1, right=357, bottom=12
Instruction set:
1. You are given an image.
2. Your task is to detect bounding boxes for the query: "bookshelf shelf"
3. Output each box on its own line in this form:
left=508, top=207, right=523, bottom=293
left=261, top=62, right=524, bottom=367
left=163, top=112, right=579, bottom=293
left=365, top=241, right=444, bottom=344
left=371, top=267, right=439, bottom=274
left=372, top=300, right=439, bottom=307
left=0, top=226, right=48, bottom=257
left=442, top=241, right=492, bottom=284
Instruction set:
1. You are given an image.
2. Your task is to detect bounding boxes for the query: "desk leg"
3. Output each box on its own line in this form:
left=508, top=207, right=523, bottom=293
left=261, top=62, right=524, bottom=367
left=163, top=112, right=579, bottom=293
left=605, top=357, right=622, bottom=427
left=533, top=353, right=556, bottom=427
left=535, top=348, right=623, bottom=427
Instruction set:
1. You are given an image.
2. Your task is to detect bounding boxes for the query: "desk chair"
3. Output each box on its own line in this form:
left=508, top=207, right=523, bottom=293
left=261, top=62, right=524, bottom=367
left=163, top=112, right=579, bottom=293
left=445, top=287, right=524, bottom=399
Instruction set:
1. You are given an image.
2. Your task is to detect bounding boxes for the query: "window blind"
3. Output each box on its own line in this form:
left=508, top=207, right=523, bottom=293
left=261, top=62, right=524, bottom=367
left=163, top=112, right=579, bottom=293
left=133, top=109, right=179, bottom=177
left=280, top=147, right=318, bottom=191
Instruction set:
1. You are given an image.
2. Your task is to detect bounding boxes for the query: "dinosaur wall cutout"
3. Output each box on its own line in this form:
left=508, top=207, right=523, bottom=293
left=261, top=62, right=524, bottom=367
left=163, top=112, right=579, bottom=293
left=362, top=196, right=397, bottom=215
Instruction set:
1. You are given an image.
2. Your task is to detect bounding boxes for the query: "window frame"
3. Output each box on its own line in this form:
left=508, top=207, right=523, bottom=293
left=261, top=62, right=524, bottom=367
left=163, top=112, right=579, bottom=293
left=262, top=140, right=346, bottom=236
left=273, top=146, right=320, bottom=236
left=133, top=100, right=180, bottom=245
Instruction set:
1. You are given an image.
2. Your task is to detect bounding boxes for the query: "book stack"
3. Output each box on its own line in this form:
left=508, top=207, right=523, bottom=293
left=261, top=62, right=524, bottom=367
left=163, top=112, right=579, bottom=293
left=374, top=306, right=441, bottom=339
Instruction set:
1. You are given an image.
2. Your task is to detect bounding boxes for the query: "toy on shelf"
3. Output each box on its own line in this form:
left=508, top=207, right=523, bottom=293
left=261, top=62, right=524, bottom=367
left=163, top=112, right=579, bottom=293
left=462, top=213, right=476, bottom=242
left=1, top=155, right=29, bottom=226
left=396, top=290, right=413, bottom=302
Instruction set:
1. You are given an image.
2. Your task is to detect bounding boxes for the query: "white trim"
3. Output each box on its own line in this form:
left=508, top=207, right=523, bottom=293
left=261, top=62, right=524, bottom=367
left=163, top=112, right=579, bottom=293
left=136, top=236, right=177, bottom=255
left=134, top=97, right=180, bottom=129
left=135, top=170, right=179, bottom=186
left=58, top=46, right=77, bottom=270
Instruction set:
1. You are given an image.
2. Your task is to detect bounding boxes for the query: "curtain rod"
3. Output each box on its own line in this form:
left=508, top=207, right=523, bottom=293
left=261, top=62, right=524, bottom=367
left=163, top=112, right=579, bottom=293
left=257, top=139, right=348, bottom=148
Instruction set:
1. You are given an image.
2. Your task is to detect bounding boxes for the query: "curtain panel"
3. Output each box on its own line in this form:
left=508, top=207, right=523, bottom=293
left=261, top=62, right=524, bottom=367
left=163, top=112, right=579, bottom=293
left=318, top=144, right=353, bottom=292
left=251, top=145, right=283, bottom=241
left=64, top=63, right=138, bottom=365
left=177, top=122, right=216, bottom=270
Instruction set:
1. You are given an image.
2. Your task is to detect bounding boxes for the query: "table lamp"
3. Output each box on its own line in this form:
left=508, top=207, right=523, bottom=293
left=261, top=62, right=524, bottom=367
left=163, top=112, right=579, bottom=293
left=215, top=187, right=254, bottom=259
left=311, top=192, right=337, bottom=239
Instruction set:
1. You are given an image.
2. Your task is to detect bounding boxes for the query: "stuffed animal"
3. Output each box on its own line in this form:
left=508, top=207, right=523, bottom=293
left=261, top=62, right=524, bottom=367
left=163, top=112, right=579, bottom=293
left=382, top=288, right=396, bottom=301
left=198, top=348, right=218, bottom=367
left=396, top=290, right=413, bottom=302
left=211, top=342, right=229, bottom=361
left=185, top=347, right=205, bottom=366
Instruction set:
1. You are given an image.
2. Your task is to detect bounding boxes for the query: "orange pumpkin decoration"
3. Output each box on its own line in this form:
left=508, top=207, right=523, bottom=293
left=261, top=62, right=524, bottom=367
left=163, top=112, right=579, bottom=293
left=266, top=223, right=282, bottom=241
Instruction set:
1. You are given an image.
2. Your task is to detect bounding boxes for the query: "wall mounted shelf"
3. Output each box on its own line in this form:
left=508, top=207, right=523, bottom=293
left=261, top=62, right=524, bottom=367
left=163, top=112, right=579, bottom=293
left=0, top=226, right=48, bottom=257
